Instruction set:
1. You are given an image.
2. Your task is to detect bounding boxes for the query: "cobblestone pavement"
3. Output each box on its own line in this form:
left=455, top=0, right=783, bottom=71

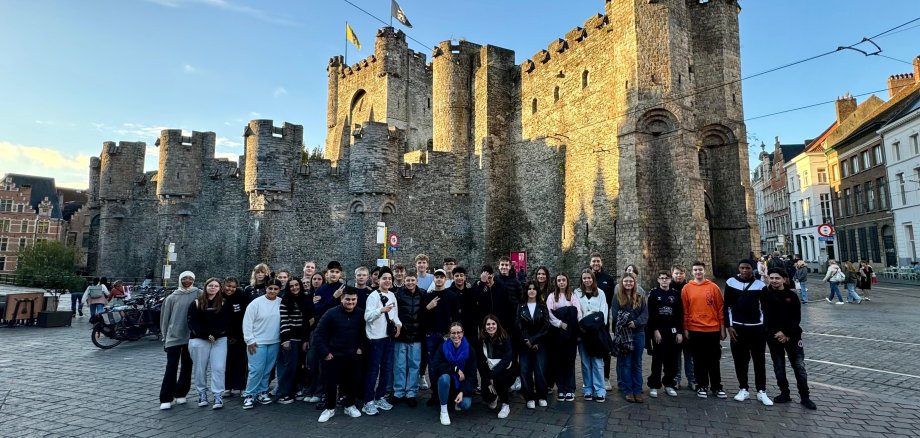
left=1, top=281, right=918, bottom=438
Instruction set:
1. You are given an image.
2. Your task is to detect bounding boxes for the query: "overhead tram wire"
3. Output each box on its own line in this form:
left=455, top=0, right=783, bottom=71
left=341, top=0, right=434, bottom=52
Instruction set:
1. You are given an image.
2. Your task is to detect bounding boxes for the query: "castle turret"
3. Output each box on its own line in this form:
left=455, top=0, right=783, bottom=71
left=433, top=40, right=481, bottom=195
left=155, top=130, right=215, bottom=197
left=243, top=120, right=303, bottom=194
left=376, top=27, right=409, bottom=78
left=98, top=141, right=145, bottom=201
left=88, top=156, right=101, bottom=204
left=327, top=56, right=343, bottom=128
left=349, top=122, right=400, bottom=195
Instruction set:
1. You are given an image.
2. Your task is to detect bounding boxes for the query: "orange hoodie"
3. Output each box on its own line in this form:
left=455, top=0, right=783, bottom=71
left=681, top=279, right=724, bottom=332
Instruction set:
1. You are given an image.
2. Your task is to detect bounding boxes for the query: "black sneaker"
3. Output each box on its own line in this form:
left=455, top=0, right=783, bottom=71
left=278, top=395, right=295, bottom=404
left=715, top=389, right=727, bottom=399
left=696, top=387, right=708, bottom=398
left=595, top=396, right=606, bottom=403
left=584, top=394, right=593, bottom=401
left=773, top=393, right=792, bottom=403
left=800, top=398, right=817, bottom=410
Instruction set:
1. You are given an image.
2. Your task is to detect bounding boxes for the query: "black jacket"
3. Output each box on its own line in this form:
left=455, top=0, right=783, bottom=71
left=222, top=288, right=252, bottom=343
left=430, top=340, right=478, bottom=395
left=475, top=280, right=516, bottom=330
left=313, top=306, right=367, bottom=358
left=477, top=336, right=516, bottom=382
left=647, top=286, right=684, bottom=334
left=395, top=286, right=424, bottom=343
left=451, top=283, right=480, bottom=333
left=421, top=288, right=460, bottom=334
left=594, top=270, right=616, bottom=308
left=515, top=302, right=549, bottom=347
left=280, top=292, right=313, bottom=343
left=763, top=285, right=803, bottom=340
left=187, top=297, right=232, bottom=340
left=498, top=274, right=522, bottom=307
left=724, top=275, right=767, bottom=327
left=551, top=305, right=580, bottom=342
left=578, top=311, right=613, bottom=358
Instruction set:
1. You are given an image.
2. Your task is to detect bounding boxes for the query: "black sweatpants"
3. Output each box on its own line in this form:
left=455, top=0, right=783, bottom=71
left=730, top=325, right=767, bottom=392
left=225, top=339, right=248, bottom=391
left=322, top=354, right=361, bottom=408
left=647, top=332, right=680, bottom=389
left=688, top=330, right=722, bottom=391
left=160, top=344, right=193, bottom=403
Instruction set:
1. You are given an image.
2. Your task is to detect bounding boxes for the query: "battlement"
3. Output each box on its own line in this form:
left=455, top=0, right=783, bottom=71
left=97, top=141, right=145, bottom=202
left=349, top=122, right=400, bottom=195
left=521, top=14, right=607, bottom=75
left=155, top=129, right=215, bottom=197
left=243, top=120, right=303, bottom=194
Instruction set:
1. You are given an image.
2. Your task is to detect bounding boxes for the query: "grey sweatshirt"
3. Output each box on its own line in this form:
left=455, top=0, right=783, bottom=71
left=161, top=286, right=202, bottom=348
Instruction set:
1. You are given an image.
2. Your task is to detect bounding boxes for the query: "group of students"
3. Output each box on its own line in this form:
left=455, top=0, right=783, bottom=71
left=154, top=253, right=816, bottom=426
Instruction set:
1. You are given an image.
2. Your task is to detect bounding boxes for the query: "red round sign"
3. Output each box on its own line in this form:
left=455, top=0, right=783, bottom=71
left=389, top=232, right=399, bottom=247
left=817, top=224, right=835, bottom=237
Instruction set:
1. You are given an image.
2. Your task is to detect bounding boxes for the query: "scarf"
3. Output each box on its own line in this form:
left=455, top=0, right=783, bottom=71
left=441, top=337, right=470, bottom=389
left=613, top=310, right=634, bottom=357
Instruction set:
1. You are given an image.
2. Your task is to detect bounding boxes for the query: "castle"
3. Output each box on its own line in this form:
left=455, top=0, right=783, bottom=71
left=84, top=0, right=759, bottom=285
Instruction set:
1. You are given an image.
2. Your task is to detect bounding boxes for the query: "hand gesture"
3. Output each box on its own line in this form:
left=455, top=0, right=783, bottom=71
left=324, top=353, right=333, bottom=360
left=426, top=296, right=440, bottom=310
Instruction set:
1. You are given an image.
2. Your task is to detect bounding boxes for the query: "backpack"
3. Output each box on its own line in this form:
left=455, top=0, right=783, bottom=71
left=87, top=285, right=104, bottom=299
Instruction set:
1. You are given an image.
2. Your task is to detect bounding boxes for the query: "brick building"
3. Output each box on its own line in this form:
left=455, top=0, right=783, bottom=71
left=86, top=0, right=759, bottom=284
left=755, top=138, right=804, bottom=255
left=0, top=175, right=70, bottom=273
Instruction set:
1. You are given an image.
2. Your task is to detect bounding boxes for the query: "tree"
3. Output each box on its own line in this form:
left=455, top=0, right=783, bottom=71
left=15, top=240, right=86, bottom=292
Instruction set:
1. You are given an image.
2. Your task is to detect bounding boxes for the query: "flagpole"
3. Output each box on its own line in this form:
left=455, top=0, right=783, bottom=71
left=344, top=21, right=348, bottom=65
left=389, top=0, right=393, bottom=27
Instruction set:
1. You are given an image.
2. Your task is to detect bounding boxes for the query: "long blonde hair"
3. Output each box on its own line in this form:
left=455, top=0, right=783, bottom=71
left=617, top=273, right=643, bottom=309
left=250, top=263, right=271, bottom=286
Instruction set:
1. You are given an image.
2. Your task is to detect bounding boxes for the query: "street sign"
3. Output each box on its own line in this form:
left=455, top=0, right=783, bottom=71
left=818, top=236, right=835, bottom=242
left=389, top=232, right=399, bottom=248
left=817, top=223, right=835, bottom=237
left=376, top=222, right=386, bottom=244
left=163, top=265, right=171, bottom=279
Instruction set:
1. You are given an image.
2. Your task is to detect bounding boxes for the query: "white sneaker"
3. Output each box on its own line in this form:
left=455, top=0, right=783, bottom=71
left=835, top=301, right=846, bottom=305
left=420, top=375, right=430, bottom=390
left=538, top=399, right=548, bottom=407
left=497, top=404, right=510, bottom=419
left=649, top=388, right=658, bottom=398
left=488, top=398, right=498, bottom=410
left=318, top=409, right=335, bottom=423
left=376, top=398, right=393, bottom=411
left=440, top=411, right=451, bottom=425
left=665, top=387, right=678, bottom=397
left=734, top=389, right=749, bottom=401
left=362, top=401, right=379, bottom=416
left=159, top=402, right=172, bottom=410
left=526, top=400, right=536, bottom=409
left=604, top=379, right=612, bottom=391
left=344, top=405, right=362, bottom=418
left=175, top=397, right=187, bottom=405
left=511, top=377, right=522, bottom=392
left=757, top=390, right=774, bottom=406
left=825, top=297, right=832, bottom=303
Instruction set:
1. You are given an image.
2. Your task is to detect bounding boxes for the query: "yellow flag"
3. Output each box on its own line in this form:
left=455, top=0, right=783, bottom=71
left=346, top=23, right=361, bottom=50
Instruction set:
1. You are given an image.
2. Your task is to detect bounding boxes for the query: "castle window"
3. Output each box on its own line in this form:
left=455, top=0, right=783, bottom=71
left=532, top=98, right=538, bottom=114
left=582, top=70, right=589, bottom=88
left=427, top=98, right=431, bottom=109
left=554, top=86, right=560, bottom=103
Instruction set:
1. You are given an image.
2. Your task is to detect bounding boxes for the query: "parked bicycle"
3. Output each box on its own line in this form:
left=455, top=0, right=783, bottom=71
left=90, top=287, right=172, bottom=349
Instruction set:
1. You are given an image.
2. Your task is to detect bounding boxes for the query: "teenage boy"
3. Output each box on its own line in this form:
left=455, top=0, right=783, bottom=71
left=590, top=252, right=615, bottom=390
left=415, top=254, right=434, bottom=291
left=314, top=261, right=346, bottom=323
left=421, top=269, right=460, bottom=406
left=475, top=265, right=515, bottom=331
left=497, top=256, right=522, bottom=391
left=450, top=267, right=480, bottom=343
left=647, top=271, right=683, bottom=398
left=393, top=264, right=406, bottom=289
left=724, top=259, right=773, bottom=406
left=763, top=268, right=817, bottom=410
left=393, top=272, right=424, bottom=407
left=315, top=288, right=366, bottom=422
left=302, top=260, right=317, bottom=280
left=429, top=257, right=457, bottom=291
left=351, top=266, right=373, bottom=310
left=363, top=268, right=401, bottom=415
left=672, top=265, right=695, bottom=390
left=681, top=261, right=726, bottom=399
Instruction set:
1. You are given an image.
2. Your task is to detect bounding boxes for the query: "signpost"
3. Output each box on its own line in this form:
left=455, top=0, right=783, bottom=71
left=817, top=223, right=835, bottom=237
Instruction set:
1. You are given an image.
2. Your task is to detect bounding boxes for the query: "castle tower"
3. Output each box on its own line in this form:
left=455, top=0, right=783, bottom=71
left=243, top=120, right=303, bottom=197
left=155, top=130, right=216, bottom=198
left=327, top=56, right=343, bottom=129
left=432, top=40, right=481, bottom=195
left=97, top=141, right=145, bottom=201
left=349, top=121, right=400, bottom=196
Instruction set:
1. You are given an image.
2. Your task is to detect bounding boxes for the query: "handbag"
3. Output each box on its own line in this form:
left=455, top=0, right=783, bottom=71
left=871, top=273, right=878, bottom=284
left=831, top=269, right=845, bottom=282
left=380, top=294, right=398, bottom=338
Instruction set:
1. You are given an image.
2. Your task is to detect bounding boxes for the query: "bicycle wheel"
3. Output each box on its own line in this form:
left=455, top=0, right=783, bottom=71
left=91, top=326, right=123, bottom=349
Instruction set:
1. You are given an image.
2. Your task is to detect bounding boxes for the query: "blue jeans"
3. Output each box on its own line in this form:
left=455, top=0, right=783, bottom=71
left=436, top=374, right=472, bottom=409
left=276, top=340, right=302, bottom=398
left=90, top=303, right=104, bottom=318
left=615, top=331, right=645, bottom=395
left=828, top=282, right=843, bottom=302
left=70, top=294, right=83, bottom=315
left=365, top=338, right=394, bottom=402
left=393, top=341, right=421, bottom=398
left=578, top=342, right=605, bottom=397
left=244, top=343, right=279, bottom=397
left=845, top=283, right=861, bottom=302
left=519, top=345, right=547, bottom=401
left=798, top=281, right=809, bottom=302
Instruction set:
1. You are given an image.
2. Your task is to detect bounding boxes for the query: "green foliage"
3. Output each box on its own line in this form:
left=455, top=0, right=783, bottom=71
left=15, top=240, right=85, bottom=292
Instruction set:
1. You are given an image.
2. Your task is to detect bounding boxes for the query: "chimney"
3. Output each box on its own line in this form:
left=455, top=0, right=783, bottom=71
left=888, top=73, right=915, bottom=98
left=835, top=93, right=857, bottom=124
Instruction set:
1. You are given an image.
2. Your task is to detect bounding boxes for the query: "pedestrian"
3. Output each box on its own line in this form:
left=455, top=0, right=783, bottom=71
left=671, top=265, right=695, bottom=390
left=574, top=269, right=608, bottom=402
left=478, top=315, right=517, bottom=419
left=393, top=271, right=424, bottom=407
left=108, top=280, right=127, bottom=307
left=646, top=271, right=683, bottom=398
left=431, top=322, right=477, bottom=426
left=70, top=286, right=85, bottom=318
left=516, top=281, right=549, bottom=409
left=611, top=273, right=648, bottom=403
left=315, top=288, right=366, bottom=422
left=681, top=261, right=727, bottom=399
left=822, top=259, right=846, bottom=304
left=187, top=277, right=232, bottom=409
left=793, top=260, right=809, bottom=303
left=546, top=272, right=581, bottom=402
left=245, top=263, right=272, bottom=298
left=143, top=268, right=154, bottom=288
left=763, top=268, right=817, bottom=410
left=757, top=257, right=769, bottom=282
left=496, top=257, right=523, bottom=392
left=241, top=278, right=282, bottom=410
left=158, top=271, right=202, bottom=410
left=82, top=277, right=110, bottom=319
left=858, top=260, right=873, bottom=301
left=589, top=253, right=615, bottom=391
left=222, top=276, right=251, bottom=398
left=843, top=260, right=862, bottom=304
left=724, top=259, right=773, bottom=406
left=363, top=268, right=401, bottom=416
left=422, top=268, right=460, bottom=406
left=276, top=277, right=313, bottom=404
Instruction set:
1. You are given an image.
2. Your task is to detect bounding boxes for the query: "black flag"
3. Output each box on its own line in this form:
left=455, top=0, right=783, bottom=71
left=391, top=0, right=412, bottom=28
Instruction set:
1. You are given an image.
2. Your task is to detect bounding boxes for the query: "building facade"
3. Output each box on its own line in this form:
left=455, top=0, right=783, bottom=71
left=0, top=175, right=68, bottom=273
left=785, top=126, right=836, bottom=272
left=756, top=138, right=804, bottom=256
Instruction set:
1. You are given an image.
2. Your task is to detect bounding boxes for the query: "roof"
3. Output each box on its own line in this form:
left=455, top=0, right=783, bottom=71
left=804, top=122, right=839, bottom=153
left=57, top=188, right=87, bottom=221
left=830, top=82, right=920, bottom=149
left=3, top=173, right=62, bottom=219
left=780, top=144, right=806, bottom=161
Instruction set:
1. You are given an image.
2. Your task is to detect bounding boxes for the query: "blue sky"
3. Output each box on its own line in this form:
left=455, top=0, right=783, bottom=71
left=1, top=0, right=918, bottom=188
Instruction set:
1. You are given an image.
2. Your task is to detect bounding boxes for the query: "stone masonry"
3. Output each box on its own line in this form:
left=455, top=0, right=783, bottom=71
left=87, top=0, right=759, bottom=286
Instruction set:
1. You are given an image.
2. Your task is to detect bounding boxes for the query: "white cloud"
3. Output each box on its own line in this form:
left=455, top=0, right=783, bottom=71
left=145, top=0, right=300, bottom=26
left=249, top=112, right=261, bottom=117
left=215, top=152, right=239, bottom=162
left=34, top=120, right=56, bottom=125
left=216, top=137, right=242, bottom=148
left=183, top=64, right=197, bottom=74
left=115, top=123, right=172, bottom=139
left=273, top=86, right=288, bottom=97
left=0, top=141, right=92, bottom=188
